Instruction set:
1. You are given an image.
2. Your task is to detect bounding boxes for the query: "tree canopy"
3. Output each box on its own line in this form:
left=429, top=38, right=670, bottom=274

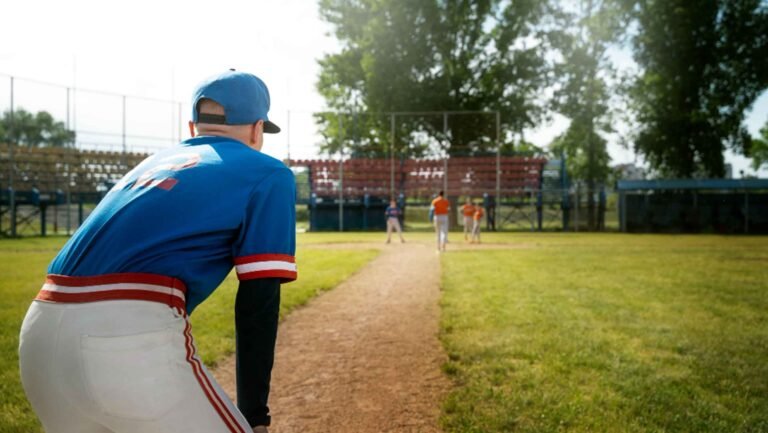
left=316, top=0, right=768, bottom=179
left=749, top=120, right=768, bottom=171
left=0, top=108, right=75, bottom=148
left=550, top=0, right=628, bottom=193
left=626, top=0, right=768, bottom=177
left=317, top=0, right=553, bottom=157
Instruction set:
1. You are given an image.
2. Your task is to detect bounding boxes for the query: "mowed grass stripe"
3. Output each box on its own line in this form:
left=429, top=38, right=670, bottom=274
left=0, top=236, right=378, bottom=433
left=440, top=235, right=768, bottom=433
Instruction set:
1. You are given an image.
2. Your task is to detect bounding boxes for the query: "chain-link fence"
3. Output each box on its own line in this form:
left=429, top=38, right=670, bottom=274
left=0, top=75, right=618, bottom=235
left=0, top=73, right=189, bottom=236
left=284, top=110, right=617, bottom=232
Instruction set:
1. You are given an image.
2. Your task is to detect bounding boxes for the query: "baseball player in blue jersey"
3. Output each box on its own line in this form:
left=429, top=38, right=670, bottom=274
left=18, top=70, right=294, bottom=433
left=384, top=199, right=405, bottom=243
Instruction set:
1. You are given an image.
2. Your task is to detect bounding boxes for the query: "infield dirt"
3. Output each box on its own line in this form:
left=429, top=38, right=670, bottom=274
left=213, top=240, right=450, bottom=433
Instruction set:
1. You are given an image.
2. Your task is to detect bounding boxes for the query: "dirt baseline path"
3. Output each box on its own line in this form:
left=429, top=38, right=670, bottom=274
left=213, top=241, right=450, bottom=433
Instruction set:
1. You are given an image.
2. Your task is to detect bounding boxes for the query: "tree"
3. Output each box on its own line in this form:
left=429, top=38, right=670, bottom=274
left=550, top=0, right=626, bottom=229
left=748, top=119, right=768, bottom=170
left=0, top=108, right=75, bottom=147
left=316, top=0, right=553, bottom=157
left=625, top=0, right=768, bottom=178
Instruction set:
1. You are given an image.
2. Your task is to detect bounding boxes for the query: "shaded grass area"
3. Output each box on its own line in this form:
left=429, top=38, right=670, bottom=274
left=0, top=235, right=378, bottom=433
left=440, top=234, right=768, bottom=433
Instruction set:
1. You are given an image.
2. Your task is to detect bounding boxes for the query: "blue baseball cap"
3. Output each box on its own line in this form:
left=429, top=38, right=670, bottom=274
left=192, top=69, right=280, bottom=133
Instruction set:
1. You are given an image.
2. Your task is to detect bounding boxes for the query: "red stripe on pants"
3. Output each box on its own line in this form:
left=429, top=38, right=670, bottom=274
left=182, top=319, right=248, bottom=433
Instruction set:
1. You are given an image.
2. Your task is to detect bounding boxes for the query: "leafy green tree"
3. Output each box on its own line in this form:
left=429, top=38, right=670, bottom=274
left=625, top=0, right=768, bottom=178
left=550, top=0, right=626, bottom=229
left=0, top=108, right=75, bottom=147
left=749, top=120, right=768, bottom=170
left=316, top=0, right=552, bottom=157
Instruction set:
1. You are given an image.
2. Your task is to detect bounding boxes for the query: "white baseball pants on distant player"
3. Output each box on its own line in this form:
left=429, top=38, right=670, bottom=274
left=386, top=217, right=404, bottom=242
left=19, top=299, right=253, bottom=433
left=472, top=219, right=481, bottom=242
left=434, top=214, right=449, bottom=250
left=463, top=216, right=473, bottom=238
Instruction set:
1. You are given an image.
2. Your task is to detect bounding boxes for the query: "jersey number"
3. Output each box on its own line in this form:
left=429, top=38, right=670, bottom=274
left=118, top=153, right=201, bottom=192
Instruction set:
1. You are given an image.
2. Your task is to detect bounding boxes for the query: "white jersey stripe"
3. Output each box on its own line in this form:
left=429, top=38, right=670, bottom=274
left=42, top=283, right=186, bottom=302
left=235, top=260, right=297, bottom=275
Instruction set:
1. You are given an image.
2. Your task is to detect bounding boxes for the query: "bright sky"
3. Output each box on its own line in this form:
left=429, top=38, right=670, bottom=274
left=1, top=0, right=766, bottom=177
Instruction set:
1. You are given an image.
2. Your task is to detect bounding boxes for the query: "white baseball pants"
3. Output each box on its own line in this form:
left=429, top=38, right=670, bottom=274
left=19, top=299, right=253, bottom=433
left=463, top=216, right=473, bottom=238
left=433, top=214, right=449, bottom=250
left=386, top=217, right=404, bottom=241
left=472, top=219, right=481, bottom=242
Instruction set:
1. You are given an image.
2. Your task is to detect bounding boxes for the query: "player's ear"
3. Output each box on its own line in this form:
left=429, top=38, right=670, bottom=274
left=188, top=121, right=196, bottom=138
left=250, top=120, right=264, bottom=149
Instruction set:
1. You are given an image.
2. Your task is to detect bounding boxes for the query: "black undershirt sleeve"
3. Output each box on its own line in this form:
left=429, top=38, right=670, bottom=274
left=235, top=278, right=281, bottom=427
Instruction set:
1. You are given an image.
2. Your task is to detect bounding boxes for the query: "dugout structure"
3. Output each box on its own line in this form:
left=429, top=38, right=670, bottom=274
left=617, top=179, right=768, bottom=234
left=0, top=144, right=147, bottom=236
left=289, top=155, right=570, bottom=231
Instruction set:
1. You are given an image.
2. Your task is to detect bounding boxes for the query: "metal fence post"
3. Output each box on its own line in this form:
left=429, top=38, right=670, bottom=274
left=66, top=87, right=72, bottom=234
left=442, top=113, right=448, bottom=194
left=619, top=190, right=625, bottom=232
left=575, top=183, right=580, bottom=232
left=745, top=191, right=749, bottom=234
left=338, top=114, right=344, bottom=232
left=122, top=95, right=127, bottom=166
left=9, top=76, right=16, bottom=237
left=286, top=109, right=291, bottom=162
left=495, top=111, right=501, bottom=211
left=530, top=195, right=535, bottom=232
left=178, top=102, right=183, bottom=142
left=390, top=114, right=395, bottom=197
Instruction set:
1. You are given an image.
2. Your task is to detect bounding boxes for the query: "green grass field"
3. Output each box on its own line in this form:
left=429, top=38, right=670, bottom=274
left=440, top=234, right=768, bottom=433
left=0, top=235, right=378, bottom=433
left=2, top=233, right=766, bottom=433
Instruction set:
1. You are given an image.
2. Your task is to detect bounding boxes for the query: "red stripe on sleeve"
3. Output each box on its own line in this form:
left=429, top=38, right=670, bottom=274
left=233, top=254, right=295, bottom=265
left=237, top=269, right=297, bottom=282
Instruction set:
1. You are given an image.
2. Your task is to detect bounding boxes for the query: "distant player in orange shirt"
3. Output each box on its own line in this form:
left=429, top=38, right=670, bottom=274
left=461, top=199, right=475, bottom=241
left=431, top=190, right=450, bottom=252
left=471, top=203, right=484, bottom=243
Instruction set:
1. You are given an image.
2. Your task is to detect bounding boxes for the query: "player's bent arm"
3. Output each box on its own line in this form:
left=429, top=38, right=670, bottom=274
left=235, top=278, right=281, bottom=428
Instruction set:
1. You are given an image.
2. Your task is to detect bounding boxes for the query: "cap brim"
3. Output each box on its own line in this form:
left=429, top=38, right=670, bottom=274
left=264, top=120, right=280, bottom=134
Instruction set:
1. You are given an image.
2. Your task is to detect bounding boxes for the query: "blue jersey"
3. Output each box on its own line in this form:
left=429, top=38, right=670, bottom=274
left=385, top=206, right=401, bottom=219
left=48, top=136, right=297, bottom=314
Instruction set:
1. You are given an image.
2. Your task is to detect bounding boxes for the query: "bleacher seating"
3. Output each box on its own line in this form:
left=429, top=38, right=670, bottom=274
left=0, top=144, right=149, bottom=194
left=289, top=156, right=547, bottom=199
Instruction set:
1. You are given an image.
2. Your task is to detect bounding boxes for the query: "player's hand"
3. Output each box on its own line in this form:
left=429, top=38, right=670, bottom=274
left=252, top=426, right=269, bottom=433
